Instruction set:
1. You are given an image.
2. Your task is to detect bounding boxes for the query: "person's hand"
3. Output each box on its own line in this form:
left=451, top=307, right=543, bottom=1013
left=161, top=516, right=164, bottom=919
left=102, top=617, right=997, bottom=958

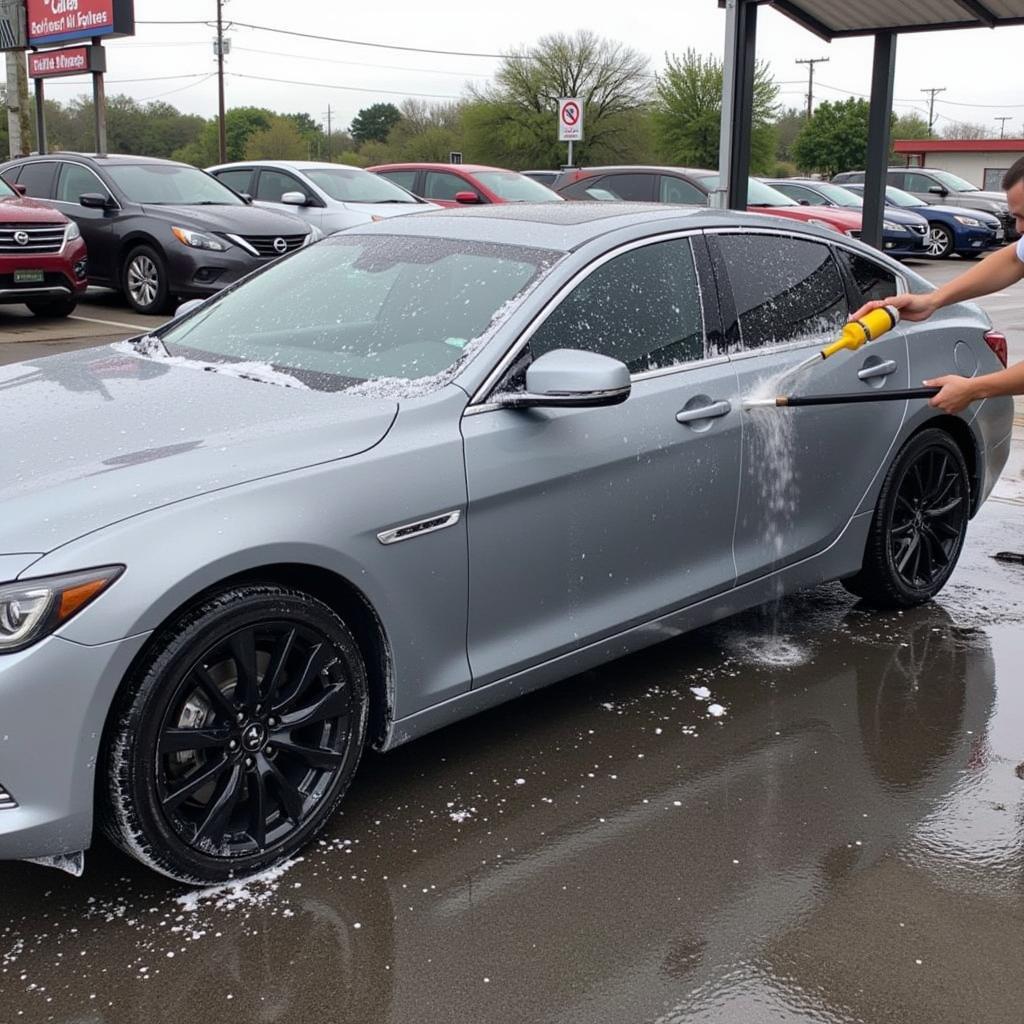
left=923, top=375, right=979, bottom=414
left=849, top=292, right=939, bottom=324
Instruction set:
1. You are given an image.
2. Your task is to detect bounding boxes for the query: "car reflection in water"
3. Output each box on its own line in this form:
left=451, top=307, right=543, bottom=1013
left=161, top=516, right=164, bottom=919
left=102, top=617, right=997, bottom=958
left=0, top=590, right=999, bottom=1023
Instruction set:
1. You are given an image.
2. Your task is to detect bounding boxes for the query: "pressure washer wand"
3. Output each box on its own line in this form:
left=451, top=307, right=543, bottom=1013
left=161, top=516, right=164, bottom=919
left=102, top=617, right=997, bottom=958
left=744, top=387, right=939, bottom=410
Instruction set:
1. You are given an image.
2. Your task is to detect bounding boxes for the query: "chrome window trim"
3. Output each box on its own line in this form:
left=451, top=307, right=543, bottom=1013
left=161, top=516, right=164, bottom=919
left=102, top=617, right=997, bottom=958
left=50, top=160, right=121, bottom=209
left=377, top=510, right=462, bottom=546
left=467, top=228, right=711, bottom=414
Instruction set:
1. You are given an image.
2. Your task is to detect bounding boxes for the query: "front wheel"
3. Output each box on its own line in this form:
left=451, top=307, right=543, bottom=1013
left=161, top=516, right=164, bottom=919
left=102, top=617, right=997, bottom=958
left=122, top=244, right=174, bottom=315
left=26, top=297, right=77, bottom=318
left=843, top=429, right=970, bottom=608
left=926, top=223, right=955, bottom=259
left=103, top=586, right=369, bottom=883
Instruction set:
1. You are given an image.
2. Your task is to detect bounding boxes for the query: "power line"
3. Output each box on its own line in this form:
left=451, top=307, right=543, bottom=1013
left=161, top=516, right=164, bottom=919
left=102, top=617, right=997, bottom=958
left=228, top=72, right=461, bottom=100
left=231, top=46, right=491, bottom=79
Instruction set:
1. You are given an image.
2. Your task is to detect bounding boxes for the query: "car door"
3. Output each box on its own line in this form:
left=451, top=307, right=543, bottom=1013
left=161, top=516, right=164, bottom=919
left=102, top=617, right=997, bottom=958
left=53, top=161, right=117, bottom=281
left=709, top=231, right=909, bottom=583
left=460, top=234, right=742, bottom=687
left=253, top=167, right=325, bottom=229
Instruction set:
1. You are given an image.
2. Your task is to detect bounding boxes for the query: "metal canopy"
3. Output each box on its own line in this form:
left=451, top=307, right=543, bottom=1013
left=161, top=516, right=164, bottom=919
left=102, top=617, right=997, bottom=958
left=731, top=0, right=1024, bottom=40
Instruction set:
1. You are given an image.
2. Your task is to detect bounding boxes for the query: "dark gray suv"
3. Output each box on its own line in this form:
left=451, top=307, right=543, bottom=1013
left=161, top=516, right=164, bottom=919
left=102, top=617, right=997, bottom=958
left=0, top=154, right=319, bottom=314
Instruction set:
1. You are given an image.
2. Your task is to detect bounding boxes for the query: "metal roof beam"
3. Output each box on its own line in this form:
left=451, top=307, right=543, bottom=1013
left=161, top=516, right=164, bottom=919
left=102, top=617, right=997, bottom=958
left=769, top=0, right=833, bottom=41
left=953, top=0, right=998, bottom=27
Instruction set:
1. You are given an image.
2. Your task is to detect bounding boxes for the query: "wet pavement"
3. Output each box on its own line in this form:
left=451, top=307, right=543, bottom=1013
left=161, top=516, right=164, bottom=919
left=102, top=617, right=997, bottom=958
left=2, top=261, right=1024, bottom=1024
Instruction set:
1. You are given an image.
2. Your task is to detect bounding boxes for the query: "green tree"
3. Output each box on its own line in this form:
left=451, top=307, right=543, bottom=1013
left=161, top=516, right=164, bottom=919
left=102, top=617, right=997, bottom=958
left=651, top=49, right=778, bottom=172
left=350, top=103, right=402, bottom=144
left=791, top=97, right=871, bottom=177
left=462, top=30, right=652, bottom=168
left=245, top=116, right=309, bottom=159
left=774, top=106, right=806, bottom=163
left=891, top=113, right=930, bottom=141
left=173, top=106, right=274, bottom=166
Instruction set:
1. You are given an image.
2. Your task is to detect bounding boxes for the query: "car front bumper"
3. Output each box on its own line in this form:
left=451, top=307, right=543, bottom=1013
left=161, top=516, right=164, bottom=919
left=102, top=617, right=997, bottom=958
left=0, top=238, right=89, bottom=304
left=0, top=632, right=150, bottom=861
left=953, top=227, right=998, bottom=254
left=164, top=243, right=299, bottom=299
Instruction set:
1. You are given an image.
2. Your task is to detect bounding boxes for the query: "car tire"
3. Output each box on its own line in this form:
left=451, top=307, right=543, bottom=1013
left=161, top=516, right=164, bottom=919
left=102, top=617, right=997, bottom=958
left=103, top=585, right=369, bottom=884
left=842, top=429, right=970, bottom=609
left=926, top=223, right=955, bottom=259
left=26, top=297, right=77, bottom=318
left=122, top=244, right=175, bottom=315
left=960, top=251, right=983, bottom=260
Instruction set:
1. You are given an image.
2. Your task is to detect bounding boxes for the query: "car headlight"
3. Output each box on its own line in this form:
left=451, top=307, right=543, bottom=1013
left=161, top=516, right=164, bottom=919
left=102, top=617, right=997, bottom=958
left=882, top=220, right=908, bottom=232
left=303, top=225, right=325, bottom=246
left=0, top=567, right=123, bottom=653
left=171, top=226, right=228, bottom=252
left=64, top=221, right=81, bottom=243
left=807, top=218, right=840, bottom=233
left=954, top=215, right=982, bottom=227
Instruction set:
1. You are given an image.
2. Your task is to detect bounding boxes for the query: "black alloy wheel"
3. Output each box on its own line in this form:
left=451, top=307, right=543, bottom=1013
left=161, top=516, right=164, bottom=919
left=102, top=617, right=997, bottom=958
left=105, top=586, right=369, bottom=883
left=843, top=429, right=970, bottom=608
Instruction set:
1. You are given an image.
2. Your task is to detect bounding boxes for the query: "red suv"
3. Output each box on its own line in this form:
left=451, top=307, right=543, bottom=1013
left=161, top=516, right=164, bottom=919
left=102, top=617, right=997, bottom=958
left=369, top=163, right=563, bottom=207
left=0, top=175, right=87, bottom=318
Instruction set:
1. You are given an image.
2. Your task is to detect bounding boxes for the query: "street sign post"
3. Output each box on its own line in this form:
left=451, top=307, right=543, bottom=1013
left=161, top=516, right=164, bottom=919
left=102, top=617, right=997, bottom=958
left=558, top=97, right=583, bottom=167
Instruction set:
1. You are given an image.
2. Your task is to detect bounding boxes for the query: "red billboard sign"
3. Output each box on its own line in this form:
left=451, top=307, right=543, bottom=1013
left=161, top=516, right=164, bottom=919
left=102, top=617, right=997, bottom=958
left=29, top=45, right=100, bottom=78
left=27, top=0, right=122, bottom=47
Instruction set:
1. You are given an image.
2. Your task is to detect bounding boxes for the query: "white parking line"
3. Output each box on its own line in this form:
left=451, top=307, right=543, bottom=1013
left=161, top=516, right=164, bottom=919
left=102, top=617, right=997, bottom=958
left=69, top=314, right=161, bottom=331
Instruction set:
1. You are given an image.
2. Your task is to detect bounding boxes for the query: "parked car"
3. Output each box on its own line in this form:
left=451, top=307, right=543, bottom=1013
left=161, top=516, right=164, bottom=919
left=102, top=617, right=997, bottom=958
left=832, top=167, right=1017, bottom=240
left=0, top=203, right=1010, bottom=883
left=0, top=154, right=319, bottom=315
left=554, top=165, right=864, bottom=235
left=369, top=163, right=563, bottom=206
left=763, top=178, right=929, bottom=258
left=520, top=170, right=561, bottom=189
left=841, top=182, right=1002, bottom=259
left=206, top=160, right=438, bottom=233
left=0, top=173, right=87, bottom=317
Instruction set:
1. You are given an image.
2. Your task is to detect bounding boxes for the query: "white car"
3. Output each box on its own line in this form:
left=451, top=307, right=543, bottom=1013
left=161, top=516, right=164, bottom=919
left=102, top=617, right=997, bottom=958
left=206, top=160, right=439, bottom=234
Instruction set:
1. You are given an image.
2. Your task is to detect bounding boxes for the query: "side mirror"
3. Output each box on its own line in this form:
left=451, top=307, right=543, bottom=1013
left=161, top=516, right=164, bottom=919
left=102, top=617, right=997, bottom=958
left=281, top=191, right=308, bottom=206
left=497, top=349, right=631, bottom=409
left=454, top=190, right=480, bottom=204
left=928, top=185, right=947, bottom=197
left=174, top=298, right=204, bottom=319
left=12, top=183, right=26, bottom=196
left=799, top=199, right=811, bottom=205
left=240, top=192, right=254, bottom=204
left=80, top=192, right=113, bottom=209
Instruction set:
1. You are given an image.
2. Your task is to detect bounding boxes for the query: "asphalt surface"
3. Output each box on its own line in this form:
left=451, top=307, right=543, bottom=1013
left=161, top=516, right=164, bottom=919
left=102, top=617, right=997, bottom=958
left=1, top=259, right=1024, bottom=1024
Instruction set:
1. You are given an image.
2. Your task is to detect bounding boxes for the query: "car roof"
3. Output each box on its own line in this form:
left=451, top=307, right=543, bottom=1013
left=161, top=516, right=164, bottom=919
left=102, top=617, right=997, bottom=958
left=6, top=153, right=187, bottom=168
left=361, top=201, right=840, bottom=251
left=369, top=163, right=521, bottom=174
left=565, top=165, right=716, bottom=177
left=209, top=161, right=373, bottom=172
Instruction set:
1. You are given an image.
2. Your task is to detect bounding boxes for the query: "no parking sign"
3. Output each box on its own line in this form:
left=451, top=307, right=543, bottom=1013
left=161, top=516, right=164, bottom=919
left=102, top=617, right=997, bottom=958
left=558, top=97, right=583, bottom=142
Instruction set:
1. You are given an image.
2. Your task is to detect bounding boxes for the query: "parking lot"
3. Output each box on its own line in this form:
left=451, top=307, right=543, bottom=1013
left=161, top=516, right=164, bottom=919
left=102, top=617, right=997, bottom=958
left=1, top=256, right=1023, bottom=1024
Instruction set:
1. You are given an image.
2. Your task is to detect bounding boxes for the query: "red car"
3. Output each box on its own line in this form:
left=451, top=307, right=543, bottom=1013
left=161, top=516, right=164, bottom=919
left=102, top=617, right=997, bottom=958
left=369, top=163, right=563, bottom=207
left=553, top=165, right=864, bottom=236
left=0, top=175, right=87, bottom=317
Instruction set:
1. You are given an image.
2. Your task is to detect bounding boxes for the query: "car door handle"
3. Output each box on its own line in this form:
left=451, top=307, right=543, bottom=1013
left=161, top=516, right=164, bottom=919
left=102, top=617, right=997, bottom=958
left=858, top=360, right=898, bottom=381
left=676, top=400, right=732, bottom=424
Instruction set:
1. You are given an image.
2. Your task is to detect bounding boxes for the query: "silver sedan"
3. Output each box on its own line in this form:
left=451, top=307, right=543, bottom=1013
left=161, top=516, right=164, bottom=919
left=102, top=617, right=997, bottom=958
left=0, top=203, right=1011, bottom=883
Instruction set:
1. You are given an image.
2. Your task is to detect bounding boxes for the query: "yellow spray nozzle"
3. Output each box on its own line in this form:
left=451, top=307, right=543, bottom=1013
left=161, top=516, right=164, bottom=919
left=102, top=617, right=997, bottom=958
left=820, top=305, right=899, bottom=361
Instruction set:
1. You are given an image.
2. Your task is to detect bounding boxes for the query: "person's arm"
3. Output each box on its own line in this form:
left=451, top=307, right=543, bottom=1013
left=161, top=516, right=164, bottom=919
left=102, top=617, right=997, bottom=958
left=850, top=242, right=1024, bottom=322
left=924, top=362, right=1024, bottom=413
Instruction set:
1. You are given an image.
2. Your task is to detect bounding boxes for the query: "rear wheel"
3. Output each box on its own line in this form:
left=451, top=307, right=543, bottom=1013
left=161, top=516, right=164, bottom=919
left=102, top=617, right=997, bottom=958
left=103, top=585, right=369, bottom=883
left=926, top=223, right=955, bottom=259
left=26, top=297, right=77, bottom=318
left=843, top=429, right=970, bottom=608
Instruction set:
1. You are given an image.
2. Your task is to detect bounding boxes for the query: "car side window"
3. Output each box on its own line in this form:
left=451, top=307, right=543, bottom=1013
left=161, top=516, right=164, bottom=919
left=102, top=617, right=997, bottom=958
left=379, top=169, right=417, bottom=192
left=903, top=172, right=938, bottom=193
left=659, top=175, right=706, bottom=205
left=16, top=161, right=58, bottom=198
left=56, top=162, right=109, bottom=204
left=716, top=234, right=848, bottom=350
left=775, top=183, right=816, bottom=204
left=835, top=249, right=899, bottom=306
left=255, top=169, right=307, bottom=203
left=886, top=171, right=907, bottom=188
left=520, top=238, right=705, bottom=378
left=214, top=169, right=254, bottom=195
left=424, top=171, right=476, bottom=201
left=596, top=173, right=654, bottom=202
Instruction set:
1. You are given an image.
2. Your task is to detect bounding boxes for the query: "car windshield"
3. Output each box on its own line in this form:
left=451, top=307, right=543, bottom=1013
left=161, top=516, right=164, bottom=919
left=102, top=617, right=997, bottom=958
left=156, top=235, right=559, bottom=394
left=106, top=163, right=244, bottom=205
left=697, top=174, right=798, bottom=206
left=473, top=171, right=563, bottom=202
left=928, top=169, right=980, bottom=193
left=304, top=167, right=418, bottom=204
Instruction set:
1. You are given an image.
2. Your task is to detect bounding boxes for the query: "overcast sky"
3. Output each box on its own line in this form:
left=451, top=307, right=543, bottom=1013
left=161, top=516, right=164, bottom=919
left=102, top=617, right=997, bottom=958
left=41, top=0, right=1024, bottom=137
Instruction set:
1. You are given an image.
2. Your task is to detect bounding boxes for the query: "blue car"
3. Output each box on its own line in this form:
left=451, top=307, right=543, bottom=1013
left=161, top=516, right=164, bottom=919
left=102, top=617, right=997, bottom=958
left=764, top=178, right=929, bottom=258
left=843, top=183, right=1001, bottom=260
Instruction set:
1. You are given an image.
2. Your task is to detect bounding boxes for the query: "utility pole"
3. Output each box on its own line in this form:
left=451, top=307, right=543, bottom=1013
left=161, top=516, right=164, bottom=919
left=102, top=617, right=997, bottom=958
left=326, top=105, right=332, bottom=162
left=4, top=50, right=30, bottom=158
left=795, top=56, right=829, bottom=118
left=921, top=87, right=946, bottom=136
left=996, top=116, right=1012, bottom=139
left=216, top=0, right=227, bottom=162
